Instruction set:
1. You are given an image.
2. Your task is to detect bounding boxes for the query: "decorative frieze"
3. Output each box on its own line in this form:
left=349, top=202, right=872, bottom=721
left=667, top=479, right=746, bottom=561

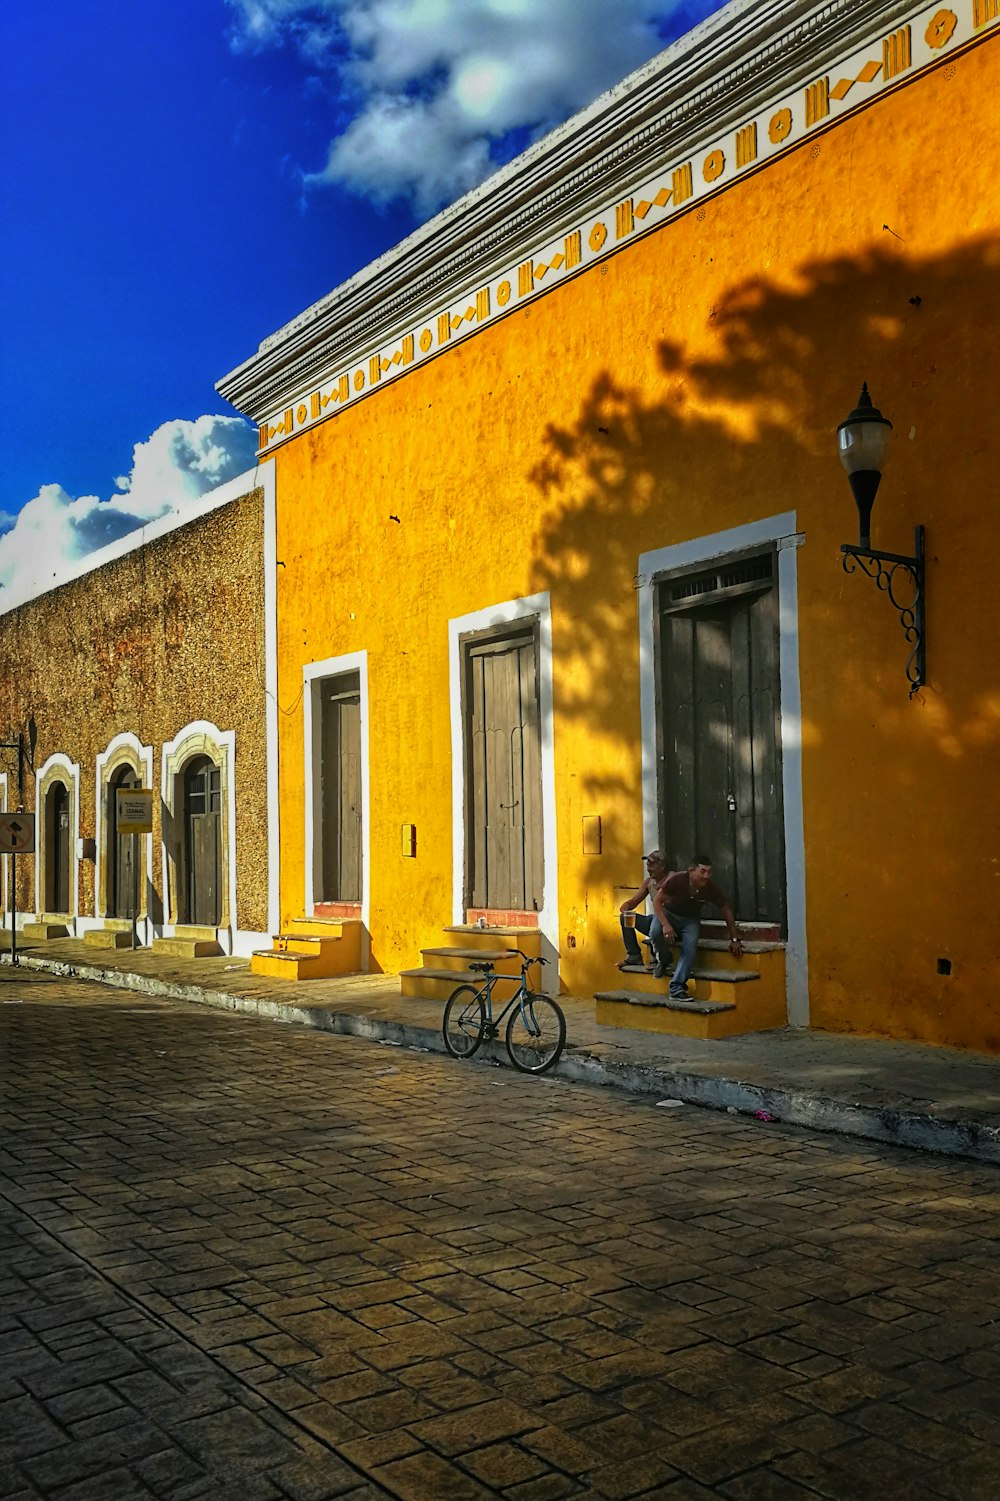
left=251, top=1, right=995, bottom=455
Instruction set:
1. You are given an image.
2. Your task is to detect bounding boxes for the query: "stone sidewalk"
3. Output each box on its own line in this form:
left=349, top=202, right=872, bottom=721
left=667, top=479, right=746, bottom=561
left=3, top=938, right=1000, bottom=1166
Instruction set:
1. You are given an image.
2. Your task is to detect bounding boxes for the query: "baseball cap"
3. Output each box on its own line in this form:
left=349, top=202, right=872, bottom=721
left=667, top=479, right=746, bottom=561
left=643, top=849, right=665, bottom=862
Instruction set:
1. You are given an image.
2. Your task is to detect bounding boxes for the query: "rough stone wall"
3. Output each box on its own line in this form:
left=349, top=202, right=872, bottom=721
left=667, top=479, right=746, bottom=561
left=0, top=488, right=267, bottom=933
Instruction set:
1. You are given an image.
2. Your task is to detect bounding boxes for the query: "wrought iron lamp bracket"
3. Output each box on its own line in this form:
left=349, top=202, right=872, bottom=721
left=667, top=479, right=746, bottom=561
left=840, top=525, right=925, bottom=697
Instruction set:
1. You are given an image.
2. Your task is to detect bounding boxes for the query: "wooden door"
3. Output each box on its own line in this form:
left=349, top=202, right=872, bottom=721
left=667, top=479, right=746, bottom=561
left=320, top=676, right=362, bottom=902
left=660, top=556, right=785, bottom=926
left=184, top=756, right=221, bottom=926
left=47, top=782, right=71, bottom=913
left=109, top=766, right=140, bottom=917
left=466, top=631, right=543, bottom=913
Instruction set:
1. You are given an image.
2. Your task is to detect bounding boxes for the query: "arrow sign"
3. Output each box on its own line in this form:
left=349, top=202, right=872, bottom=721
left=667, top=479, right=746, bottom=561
left=0, top=813, right=36, bottom=854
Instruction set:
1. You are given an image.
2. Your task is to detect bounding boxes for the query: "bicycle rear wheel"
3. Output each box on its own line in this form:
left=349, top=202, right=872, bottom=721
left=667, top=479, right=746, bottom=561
left=443, top=985, right=487, bottom=1059
left=505, top=993, right=566, bottom=1074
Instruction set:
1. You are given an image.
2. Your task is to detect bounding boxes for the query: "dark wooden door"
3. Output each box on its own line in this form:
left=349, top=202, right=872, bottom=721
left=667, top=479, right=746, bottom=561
left=466, top=631, right=543, bottom=912
left=47, top=782, right=71, bottom=913
left=184, top=756, right=221, bottom=926
left=109, top=767, right=140, bottom=917
left=320, top=676, right=362, bottom=902
left=660, top=561, right=784, bottom=926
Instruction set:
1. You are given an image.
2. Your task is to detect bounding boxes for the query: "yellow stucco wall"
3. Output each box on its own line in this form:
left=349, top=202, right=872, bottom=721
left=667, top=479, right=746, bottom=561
left=269, top=38, right=1000, bottom=1049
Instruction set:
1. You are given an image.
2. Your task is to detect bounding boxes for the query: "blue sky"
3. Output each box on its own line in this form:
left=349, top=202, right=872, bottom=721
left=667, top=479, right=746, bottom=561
left=0, top=0, right=724, bottom=594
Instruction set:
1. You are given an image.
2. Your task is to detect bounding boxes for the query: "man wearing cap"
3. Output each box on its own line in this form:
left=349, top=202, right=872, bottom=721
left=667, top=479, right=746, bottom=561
left=652, top=855, right=743, bottom=998
left=618, top=851, right=669, bottom=971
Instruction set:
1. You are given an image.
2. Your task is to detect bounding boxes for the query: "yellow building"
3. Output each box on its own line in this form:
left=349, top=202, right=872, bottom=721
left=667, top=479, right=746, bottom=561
left=218, top=0, right=1000, bottom=1050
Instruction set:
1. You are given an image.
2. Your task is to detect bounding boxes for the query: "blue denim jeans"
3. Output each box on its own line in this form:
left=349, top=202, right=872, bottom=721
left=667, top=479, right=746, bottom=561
left=665, top=910, right=700, bottom=995
left=620, top=911, right=666, bottom=966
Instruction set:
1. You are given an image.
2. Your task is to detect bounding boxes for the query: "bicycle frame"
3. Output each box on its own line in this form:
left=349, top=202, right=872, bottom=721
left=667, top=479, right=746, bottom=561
left=470, top=953, right=540, bottom=1037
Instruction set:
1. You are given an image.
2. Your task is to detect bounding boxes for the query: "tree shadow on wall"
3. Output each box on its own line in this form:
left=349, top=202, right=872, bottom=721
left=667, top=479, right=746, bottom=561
left=526, top=236, right=1000, bottom=835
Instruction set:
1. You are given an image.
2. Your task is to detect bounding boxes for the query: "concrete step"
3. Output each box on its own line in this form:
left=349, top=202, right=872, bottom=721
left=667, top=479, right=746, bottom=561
left=596, top=989, right=740, bottom=1041
left=630, top=936, right=782, bottom=966
left=250, top=949, right=328, bottom=980
left=401, top=966, right=522, bottom=1002
left=617, top=961, right=760, bottom=986
left=152, top=936, right=223, bottom=958
left=441, top=925, right=541, bottom=956
left=701, top=918, right=782, bottom=943
left=421, top=946, right=521, bottom=973
left=23, top=922, right=70, bottom=940
left=173, top=925, right=219, bottom=941
left=271, top=933, right=344, bottom=956
left=84, top=928, right=138, bottom=950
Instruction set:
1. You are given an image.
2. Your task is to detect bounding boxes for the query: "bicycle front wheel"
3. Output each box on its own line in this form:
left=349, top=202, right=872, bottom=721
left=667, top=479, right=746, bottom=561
left=505, top=993, right=566, bottom=1074
left=443, top=985, right=486, bottom=1059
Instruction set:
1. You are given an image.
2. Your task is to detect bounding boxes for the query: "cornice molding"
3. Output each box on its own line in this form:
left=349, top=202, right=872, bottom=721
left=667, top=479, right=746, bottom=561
left=216, top=0, right=995, bottom=445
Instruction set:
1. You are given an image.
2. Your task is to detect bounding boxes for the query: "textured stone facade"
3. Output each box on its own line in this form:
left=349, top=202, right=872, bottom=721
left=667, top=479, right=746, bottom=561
left=0, top=487, right=268, bottom=940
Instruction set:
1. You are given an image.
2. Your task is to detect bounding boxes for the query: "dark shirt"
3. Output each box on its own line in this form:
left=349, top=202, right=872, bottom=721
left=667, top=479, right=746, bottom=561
left=656, top=869, right=727, bottom=918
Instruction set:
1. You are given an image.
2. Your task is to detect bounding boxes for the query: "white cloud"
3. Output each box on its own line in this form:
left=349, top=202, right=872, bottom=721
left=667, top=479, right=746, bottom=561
left=226, top=0, right=715, bottom=216
left=0, top=415, right=257, bottom=604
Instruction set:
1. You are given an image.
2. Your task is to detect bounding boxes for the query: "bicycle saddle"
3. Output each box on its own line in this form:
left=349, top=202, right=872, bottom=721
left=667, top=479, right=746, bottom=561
left=469, top=960, right=494, bottom=973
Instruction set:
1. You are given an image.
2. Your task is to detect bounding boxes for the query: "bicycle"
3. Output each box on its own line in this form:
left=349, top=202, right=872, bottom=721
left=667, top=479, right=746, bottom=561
left=442, top=949, right=566, bottom=1074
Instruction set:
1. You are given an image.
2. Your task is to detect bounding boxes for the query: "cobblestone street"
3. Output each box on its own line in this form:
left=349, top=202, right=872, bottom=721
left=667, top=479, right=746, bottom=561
left=2, top=967, right=1000, bottom=1500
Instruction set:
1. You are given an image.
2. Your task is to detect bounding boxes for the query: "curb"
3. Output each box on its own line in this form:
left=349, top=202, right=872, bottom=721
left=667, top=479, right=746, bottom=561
left=6, top=952, right=1000, bottom=1167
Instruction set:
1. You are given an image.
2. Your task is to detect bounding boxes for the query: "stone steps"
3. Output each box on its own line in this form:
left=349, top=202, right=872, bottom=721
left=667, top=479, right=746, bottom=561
left=403, top=926, right=543, bottom=1000
left=84, top=928, right=137, bottom=950
left=152, top=925, right=223, bottom=959
left=600, top=934, right=787, bottom=1038
left=251, top=917, right=365, bottom=980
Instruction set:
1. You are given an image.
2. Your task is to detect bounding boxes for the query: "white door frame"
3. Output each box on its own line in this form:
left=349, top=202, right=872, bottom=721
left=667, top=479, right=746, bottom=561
left=637, top=513, right=808, bottom=1025
left=303, top=651, right=370, bottom=926
left=448, top=592, right=559, bottom=966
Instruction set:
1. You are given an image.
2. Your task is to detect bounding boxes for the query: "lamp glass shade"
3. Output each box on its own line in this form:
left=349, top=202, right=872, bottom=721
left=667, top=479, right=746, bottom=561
left=837, top=383, right=892, bottom=474
left=838, top=420, right=891, bottom=474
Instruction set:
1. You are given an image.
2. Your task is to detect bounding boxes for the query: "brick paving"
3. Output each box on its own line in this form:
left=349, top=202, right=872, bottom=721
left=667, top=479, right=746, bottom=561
left=10, top=938, right=1000, bottom=1165
left=2, top=965, right=1000, bottom=1499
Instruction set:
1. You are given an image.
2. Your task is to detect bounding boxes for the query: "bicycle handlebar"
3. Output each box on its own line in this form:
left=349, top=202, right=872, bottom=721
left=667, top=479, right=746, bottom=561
left=469, top=950, right=547, bottom=975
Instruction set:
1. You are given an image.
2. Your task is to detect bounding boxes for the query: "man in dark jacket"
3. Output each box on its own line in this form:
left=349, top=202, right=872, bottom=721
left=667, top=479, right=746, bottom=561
left=652, top=856, right=743, bottom=998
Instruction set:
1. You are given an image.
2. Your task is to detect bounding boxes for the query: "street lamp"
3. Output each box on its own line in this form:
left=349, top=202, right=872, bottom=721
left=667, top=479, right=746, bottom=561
left=838, top=384, right=925, bottom=696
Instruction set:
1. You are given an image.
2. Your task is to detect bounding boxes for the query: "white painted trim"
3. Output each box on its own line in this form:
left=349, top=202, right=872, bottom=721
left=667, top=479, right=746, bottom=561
left=448, top=593, right=559, bottom=970
left=261, top=464, right=280, bottom=937
left=637, top=512, right=808, bottom=1025
left=0, top=464, right=261, bottom=615
left=302, top=652, right=370, bottom=930
left=94, top=732, right=155, bottom=936
left=160, top=721, right=237, bottom=949
left=34, top=753, right=81, bottom=930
